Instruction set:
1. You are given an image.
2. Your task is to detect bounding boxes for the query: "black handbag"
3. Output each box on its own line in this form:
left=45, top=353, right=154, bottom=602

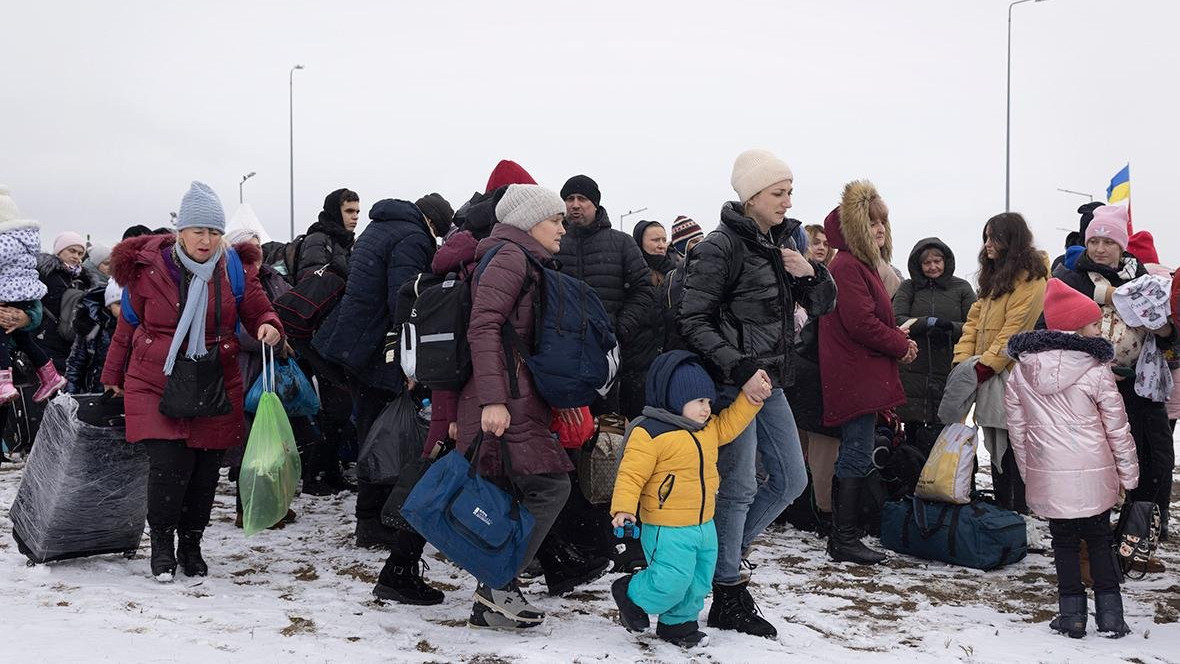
left=1114, top=501, right=1161, bottom=580
left=159, top=271, right=233, bottom=419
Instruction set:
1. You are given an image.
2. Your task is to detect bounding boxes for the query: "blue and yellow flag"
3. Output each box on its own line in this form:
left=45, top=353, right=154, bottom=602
left=1107, top=164, right=1130, bottom=204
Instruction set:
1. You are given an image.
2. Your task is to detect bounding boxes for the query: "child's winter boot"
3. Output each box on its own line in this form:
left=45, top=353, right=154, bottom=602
left=0, top=370, right=18, bottom=404
left=1094, top=592, right=1131, bottom=638
left=656, top=621, right=709, bottom=648
left=1050, top=594, right=1087, bottom=638
left=32, top=361, right=66, bottom=402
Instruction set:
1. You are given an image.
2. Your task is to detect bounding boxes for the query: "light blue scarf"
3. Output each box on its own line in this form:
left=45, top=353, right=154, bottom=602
left=163, top=243, right=224, bottom=376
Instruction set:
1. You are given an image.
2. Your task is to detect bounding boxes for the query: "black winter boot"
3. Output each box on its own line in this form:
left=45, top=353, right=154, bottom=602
left=656, top=620, right=709, bottom=647
left=1094, top=592, right=1131, bottom=638
left=1050, top=594, right=1087, bottom=638
left=539, top=537, right=610, bottom=596
left=706, top=581, right=777, bottom=638
left=815, top=510, right=833, bottom=538
left=858, top=472, right=888, bottom=537
left=149, top=527, right=177, bottom=581
left=611, top=575, right=650, bottom=632
left=176, top=530, right=208, bottom=577
left=829, top=478, right=887, bottom=565
left=355, top=518, right=400, bottom=549
left=373, top=558, right=444, bottom=605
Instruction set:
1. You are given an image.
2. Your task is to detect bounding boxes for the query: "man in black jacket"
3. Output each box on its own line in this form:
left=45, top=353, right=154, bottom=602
left=295, top=188, right=360, bottom=496
left=551, top=175, right=654, bottom=577
left=555, top=175, right=654, bottom=412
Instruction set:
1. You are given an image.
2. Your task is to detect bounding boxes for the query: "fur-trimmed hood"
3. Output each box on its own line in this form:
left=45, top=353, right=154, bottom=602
left=0, top=219, right=40, bottom=235
left=1007, top=329, right=1114, bottom=395
left=823, top=180, right=892, bottom=266
left=110, top=234, right=262, bottom=285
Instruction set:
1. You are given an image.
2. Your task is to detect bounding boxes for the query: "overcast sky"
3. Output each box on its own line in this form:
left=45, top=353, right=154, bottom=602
left=4, top=0, right=1178, bottom=273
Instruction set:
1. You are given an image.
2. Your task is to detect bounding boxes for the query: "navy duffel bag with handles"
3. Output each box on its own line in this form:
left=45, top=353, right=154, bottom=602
left=880, top=492, right=1027, bottom=570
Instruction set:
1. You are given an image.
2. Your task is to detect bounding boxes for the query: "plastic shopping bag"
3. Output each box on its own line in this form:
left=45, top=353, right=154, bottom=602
left=356, top=393, right=427, bottom=485
left=915, top=423, right=977, bottom=505
left=240, top=348, right=302, bottom=535
left=245, top=356, right=320, bottom=417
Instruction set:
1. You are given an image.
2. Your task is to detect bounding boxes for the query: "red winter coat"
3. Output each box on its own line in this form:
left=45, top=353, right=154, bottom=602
left=819, top=194, right=908, bottom=427
left=101, top=236, right=283, bottom=450
left=456, top=225, right=574, bottom=476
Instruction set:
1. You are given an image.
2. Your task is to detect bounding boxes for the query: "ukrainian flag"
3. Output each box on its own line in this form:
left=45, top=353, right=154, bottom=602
left=1107, top=164, right=1130, bottom=204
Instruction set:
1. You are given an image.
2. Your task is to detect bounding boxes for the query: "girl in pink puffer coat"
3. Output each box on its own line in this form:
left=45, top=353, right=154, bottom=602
left=1004, top=278, right=1139, bottom=640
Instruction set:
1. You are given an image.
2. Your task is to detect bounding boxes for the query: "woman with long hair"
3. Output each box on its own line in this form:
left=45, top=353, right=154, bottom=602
left=953, top=212, right=1049, bottom=513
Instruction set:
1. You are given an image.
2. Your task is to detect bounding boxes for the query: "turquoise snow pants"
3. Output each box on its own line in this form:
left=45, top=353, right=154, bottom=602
left=626, top=521, right=718, bottom=625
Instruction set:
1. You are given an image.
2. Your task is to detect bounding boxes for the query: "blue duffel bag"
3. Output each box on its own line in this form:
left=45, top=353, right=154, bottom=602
left=399, top=433, right=534, bottom=589
left=880, top=494, right=1027, bottom=570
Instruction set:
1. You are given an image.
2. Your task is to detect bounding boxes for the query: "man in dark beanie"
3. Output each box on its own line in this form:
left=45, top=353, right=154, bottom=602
left=415, top=193, right=454, bottom=239
left=552, top=173, right=654, bottom=577
left=122, top=224, right=154, bottom=240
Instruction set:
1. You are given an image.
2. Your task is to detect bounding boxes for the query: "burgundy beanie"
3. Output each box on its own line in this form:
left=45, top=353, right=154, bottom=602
left=485, top=160, right=537, bottom=194
left=1127, top=230, right=1160, bottom=265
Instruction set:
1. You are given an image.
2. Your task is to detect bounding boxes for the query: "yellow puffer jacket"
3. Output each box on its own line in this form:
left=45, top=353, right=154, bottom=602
left=610, top=394, right=761, bottom=527
left=953, top=272, right=1047, bottom=373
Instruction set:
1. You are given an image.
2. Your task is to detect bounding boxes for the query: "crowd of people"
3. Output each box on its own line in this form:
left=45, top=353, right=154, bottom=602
left=0, top=148, right=1174, bottom=648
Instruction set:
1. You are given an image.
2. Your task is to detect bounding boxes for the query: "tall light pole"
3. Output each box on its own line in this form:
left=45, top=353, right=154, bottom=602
left=239, top=171, right=256, bottom=204
left=619, top=207, right=648, bottom=231
left=289, top=64, right=304, bottom=240
left=1006, top=0, right=1048, bottom=211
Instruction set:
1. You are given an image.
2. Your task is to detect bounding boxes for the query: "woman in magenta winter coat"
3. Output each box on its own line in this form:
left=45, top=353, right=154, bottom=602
left=102, top=182, right=282, bottom=583
left=820, top=180, right=916, bottom=565
left=454, top=184, right=577, bottom=629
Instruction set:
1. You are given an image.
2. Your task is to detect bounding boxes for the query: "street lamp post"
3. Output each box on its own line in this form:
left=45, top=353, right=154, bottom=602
left=1006, top=0, right=1048, bottom=211
left=239, top=171, right=257, bottom=204
left=289, top=64, right=304, bottom=240
left=618, top=207, right=648, bottom=232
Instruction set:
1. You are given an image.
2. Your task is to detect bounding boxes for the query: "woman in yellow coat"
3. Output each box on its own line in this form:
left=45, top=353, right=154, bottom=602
left=953, top=212, right=1049, bottom=512
left=609, top=351, right=766, bottom=647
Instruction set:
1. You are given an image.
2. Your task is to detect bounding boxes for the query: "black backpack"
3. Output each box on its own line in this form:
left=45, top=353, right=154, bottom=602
left=399, top=272, right=466, bottom=390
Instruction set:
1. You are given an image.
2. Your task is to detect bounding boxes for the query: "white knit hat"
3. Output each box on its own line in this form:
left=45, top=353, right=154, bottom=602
left=495, top=184, right=565, bottom=231
left=731, top=149, right=794, bottom=204
left=0, top=185, right=27, bottom=225
left=87, top=243, right=112, bottom=266
left=104, top=279, right=124, bottom=307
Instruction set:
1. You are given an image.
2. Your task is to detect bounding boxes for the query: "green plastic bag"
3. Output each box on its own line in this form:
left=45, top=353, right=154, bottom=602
left=240, top=348, right=302, bottom=536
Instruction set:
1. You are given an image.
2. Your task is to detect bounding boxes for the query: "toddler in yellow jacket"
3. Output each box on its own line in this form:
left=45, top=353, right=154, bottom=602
left=609, top=350, right=765, bottom=648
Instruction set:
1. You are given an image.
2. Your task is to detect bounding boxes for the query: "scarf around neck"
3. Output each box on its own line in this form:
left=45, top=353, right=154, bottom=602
left=163, top=243, right=224, bottom=376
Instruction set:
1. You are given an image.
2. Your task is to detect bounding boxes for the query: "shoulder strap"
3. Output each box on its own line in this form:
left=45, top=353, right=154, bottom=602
left=226, top=248, right=245, bottom=304
left=120, top=287, right=139, bottom=327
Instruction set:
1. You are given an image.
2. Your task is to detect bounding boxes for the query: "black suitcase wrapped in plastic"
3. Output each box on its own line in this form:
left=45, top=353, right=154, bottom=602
left=10, top=393, right=148, bottom=564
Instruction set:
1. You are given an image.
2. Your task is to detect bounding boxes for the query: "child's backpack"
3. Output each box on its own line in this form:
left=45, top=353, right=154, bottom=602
left=120, top=248, right=245, bottom=329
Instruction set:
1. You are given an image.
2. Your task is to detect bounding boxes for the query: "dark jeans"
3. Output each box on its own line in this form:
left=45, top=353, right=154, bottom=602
left=144, top=439, right=226, bottom=532
left=0, top=327, right=50, bottom=369
left=1118, top=379, right=1174, bottom=531
left=1050, top=510, right=1119, bottom=596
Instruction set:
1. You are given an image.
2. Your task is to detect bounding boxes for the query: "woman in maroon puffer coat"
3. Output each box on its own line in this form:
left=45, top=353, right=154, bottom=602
left=102, top=182, right=282, bottom=583
left=819, top=180, right=916, bottom=566
left=453, top=184, right=578, bottom=629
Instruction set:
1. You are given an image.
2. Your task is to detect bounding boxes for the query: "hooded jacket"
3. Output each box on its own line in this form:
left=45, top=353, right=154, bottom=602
left=65, top=285, right=116, bottom=394
left=610, top=351, right=760, bottom=526
left=679, top=203, right=836, bottom=392
left=0, top=220, right=48, bottom=303
left=626, top=220, right=677, bottom=373
left=36, top=252, right=96, bottom=368
left=456, top=224, right=575, bottom=477
left=295, top=189, right=356, bottom=281
left=313, top=199, right=435, bottom=392
left=100, top=237, right=281, bottom=449
left=819, top=182, right=908, bottom=427
left=1004, top=330, right=1139, bottom=519
left=891, top=238, right=978, bottom=422
left=554, top=206, right=655, bottom=368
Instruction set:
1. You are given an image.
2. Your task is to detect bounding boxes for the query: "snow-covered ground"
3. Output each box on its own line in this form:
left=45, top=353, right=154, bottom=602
left=2, top=444, right=1178, bottom=664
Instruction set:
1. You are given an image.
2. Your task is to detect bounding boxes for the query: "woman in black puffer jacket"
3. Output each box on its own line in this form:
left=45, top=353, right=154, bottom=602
left=892, top=238, right=976, bottom=449
left=678, top=149, right=836, bottom=638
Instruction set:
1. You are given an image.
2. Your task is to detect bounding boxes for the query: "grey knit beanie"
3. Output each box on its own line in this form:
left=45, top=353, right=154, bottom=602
left=176, top=181, right=226, bottom=232
left=495, top=184, right=565, bottom=231
left=731, top=149, right=793, bottom=204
